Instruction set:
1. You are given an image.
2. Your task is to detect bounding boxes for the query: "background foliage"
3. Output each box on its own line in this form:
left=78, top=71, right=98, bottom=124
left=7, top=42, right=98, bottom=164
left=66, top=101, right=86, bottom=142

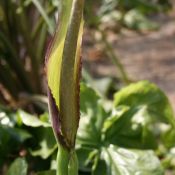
left=0, top=0, right=174, bottom=175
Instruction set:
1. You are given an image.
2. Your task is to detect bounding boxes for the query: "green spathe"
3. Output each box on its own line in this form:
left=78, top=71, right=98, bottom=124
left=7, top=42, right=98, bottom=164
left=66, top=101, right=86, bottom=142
left=46, top=0, right=84, bottom=149
left=46, top=0, right=84, bottom=175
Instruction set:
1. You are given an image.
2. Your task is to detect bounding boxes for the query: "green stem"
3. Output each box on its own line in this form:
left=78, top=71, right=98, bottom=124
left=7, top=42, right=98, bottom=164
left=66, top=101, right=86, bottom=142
left=97, top=28, right=130, bottom=84
left=68, top=150, right=79, bottom=175
left=57, top=145, right=79, bottom=175
left=57, top=145, right=70, bottom=175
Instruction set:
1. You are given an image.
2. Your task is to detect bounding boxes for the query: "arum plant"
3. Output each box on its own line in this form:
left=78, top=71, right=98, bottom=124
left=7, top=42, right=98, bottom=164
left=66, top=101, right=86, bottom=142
left=45, top=0, right=84, bottom=175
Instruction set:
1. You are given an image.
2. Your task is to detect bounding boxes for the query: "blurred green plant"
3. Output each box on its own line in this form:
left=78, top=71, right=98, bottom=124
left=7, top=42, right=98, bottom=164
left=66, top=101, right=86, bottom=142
left=85, top=0, right=171, bottom=28
left=83, top=0, right=172, bottom=84
left=0, top=0, right=57, bottom=107
left=0, top=0, right=174, bottom=174
left=0, top=0, right=172, bottom=107
left=77, top=81, right=175, bottom=174
left=0, top=81, right=175, bottom=174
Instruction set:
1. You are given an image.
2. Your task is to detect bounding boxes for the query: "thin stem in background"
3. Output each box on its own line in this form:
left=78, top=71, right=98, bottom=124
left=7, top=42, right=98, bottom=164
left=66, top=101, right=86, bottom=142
left=18, top=0, right=41, bottom=92
left=0, top=32, right=34, bottom=93
left=0, top=63, right=19, bottom=99
left=98, top=28, right=130, bottom=84
left=32, top=5, right=56, bottom=39
left=30, top=0, right=55, bottom=35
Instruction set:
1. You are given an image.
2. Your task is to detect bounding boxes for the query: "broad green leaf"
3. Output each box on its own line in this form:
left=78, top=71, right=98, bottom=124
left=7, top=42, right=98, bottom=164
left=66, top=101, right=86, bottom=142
left=46, top=0, right=84, bottom=148
left=77, top=83, right=110, bottom=172
left=80, top=83, right=100, bottom=114
left=80, top=83, right=109, bottom=131
left=7, top=158, right=28, bottom=175
left=103, top=106, right=158, bottom=149
left=114, top=81, right=174, bottom=125
left=78, top=83, right=109, bottom=147
left=102, top=105, right=129, bottom=132
left=17, top=110, right=50, bottom=127
left=77, top=108, right=164, bottom=174
left=76, top=82, right=172, bottom=174
left=100, top=145, right=164, bottom=175
left=104, top=81, right=175, bottom=149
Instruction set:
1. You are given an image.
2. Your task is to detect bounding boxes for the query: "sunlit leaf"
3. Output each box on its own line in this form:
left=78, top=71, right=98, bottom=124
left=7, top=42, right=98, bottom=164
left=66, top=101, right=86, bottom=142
left=104, top=81, right=175, bottom=149
left=17, top=110, right=50, bottom=127
left=100, top=145, right=164, bottom=175
left=76, top=81, right=172, bottom=174
left=78, top=83, right=109, bottom=147
left=113, top=80, right=174, bottom=126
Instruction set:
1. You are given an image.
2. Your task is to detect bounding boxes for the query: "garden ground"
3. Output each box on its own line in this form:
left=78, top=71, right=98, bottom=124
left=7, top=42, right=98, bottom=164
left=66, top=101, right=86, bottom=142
left=83, top=6, right=175, bottom=111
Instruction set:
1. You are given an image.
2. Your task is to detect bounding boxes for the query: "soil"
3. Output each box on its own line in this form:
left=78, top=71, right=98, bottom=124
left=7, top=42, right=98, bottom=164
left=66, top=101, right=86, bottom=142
left=83, top=9, right=175, bottom=111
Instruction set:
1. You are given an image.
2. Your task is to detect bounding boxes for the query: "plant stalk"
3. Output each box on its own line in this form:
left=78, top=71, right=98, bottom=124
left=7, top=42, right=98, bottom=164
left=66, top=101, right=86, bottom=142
left=68, top=150, right=79, bottom=175
left=98, top=28, right=130, bottom=84
left=57, top=145, right=70, bottom=175
left=57, top=145, right=78, bottom=175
